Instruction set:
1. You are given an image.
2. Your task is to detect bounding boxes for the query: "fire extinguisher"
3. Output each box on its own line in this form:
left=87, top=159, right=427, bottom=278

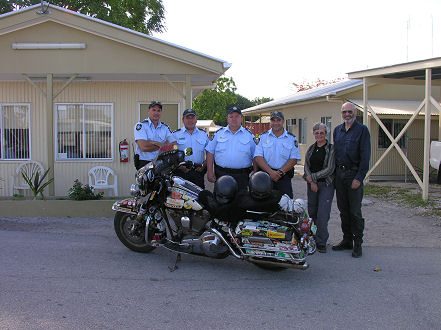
left=119, top=139, right=129, bottom=162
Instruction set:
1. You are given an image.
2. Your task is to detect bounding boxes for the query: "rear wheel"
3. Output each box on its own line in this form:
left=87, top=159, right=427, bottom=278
left=114, top=211, right=156, bottom=253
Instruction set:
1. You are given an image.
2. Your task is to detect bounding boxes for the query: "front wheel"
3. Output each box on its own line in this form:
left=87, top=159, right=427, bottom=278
left=114, top=211, right=156, bottom=253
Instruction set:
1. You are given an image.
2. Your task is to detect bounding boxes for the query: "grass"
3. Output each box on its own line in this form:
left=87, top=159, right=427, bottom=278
left=365, top=183, right=441, bottom=217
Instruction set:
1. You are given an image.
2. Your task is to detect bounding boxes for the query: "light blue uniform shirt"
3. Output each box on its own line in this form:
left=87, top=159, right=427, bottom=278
left=206, top=125, right=256, bottom=169
left=254, top=129, right=301, bottom=169
left=134, top=118, right=175, bottom=161
left=172, top=127, right=209, bottom=164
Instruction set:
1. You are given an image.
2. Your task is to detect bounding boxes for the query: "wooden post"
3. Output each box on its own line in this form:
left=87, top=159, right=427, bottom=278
left=423, top=69, right=431, bottom=201
left=46, top=73, right=54, bottom=196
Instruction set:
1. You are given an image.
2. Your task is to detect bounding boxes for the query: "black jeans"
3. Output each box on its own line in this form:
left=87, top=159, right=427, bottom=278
left=335, top=167, right=365, bottom=245
left=215, top=168, right=250, bottom=191
left=174, top=169, right=205, bottom=189
left=273, top=175, right=293, bottom=198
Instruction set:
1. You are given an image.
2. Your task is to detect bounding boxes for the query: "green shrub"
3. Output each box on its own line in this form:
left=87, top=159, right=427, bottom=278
left=21, top=168, right=54, bottom=200
left=68, top=179, right=103, bottom=200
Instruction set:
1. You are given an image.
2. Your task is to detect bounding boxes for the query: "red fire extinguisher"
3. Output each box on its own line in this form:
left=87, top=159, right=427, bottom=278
left=119, top=139, right=129, bottom=162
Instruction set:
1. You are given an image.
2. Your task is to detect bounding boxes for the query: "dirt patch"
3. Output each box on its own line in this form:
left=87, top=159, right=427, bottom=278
left=291, top=168, right=441, bottom=249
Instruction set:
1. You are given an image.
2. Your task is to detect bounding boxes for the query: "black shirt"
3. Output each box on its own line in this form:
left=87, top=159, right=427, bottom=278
left=310, top=143, right=327, bottom=182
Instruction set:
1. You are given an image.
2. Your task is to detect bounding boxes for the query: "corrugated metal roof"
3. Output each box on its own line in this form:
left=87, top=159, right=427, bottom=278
left=243, top=79, right=363, bottom=113
left=349, top=99, right=440, bottom=116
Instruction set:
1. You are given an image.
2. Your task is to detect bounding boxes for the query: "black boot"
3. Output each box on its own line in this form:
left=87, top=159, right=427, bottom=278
left=352, top=245, right=362, bottom=258
left=332, top=240, right=353, bottom=251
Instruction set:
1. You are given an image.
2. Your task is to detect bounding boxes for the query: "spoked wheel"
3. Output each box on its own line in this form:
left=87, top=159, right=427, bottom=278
left=114, top=211, right=156, bottom=253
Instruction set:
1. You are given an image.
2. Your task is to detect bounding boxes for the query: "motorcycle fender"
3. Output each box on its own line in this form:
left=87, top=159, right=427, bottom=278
left=112, top=198, right=138, bottom=215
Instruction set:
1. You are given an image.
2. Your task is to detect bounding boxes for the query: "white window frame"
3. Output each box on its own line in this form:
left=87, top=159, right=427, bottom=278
left=0, top=103, right=31, bottom=161
left=55, top=103, right=114, bottom=162
left=378, top=118, right=407, bottom=149
left=321, top=116, right=332, bottom=142
left=298, top=118, right=307, bottom=144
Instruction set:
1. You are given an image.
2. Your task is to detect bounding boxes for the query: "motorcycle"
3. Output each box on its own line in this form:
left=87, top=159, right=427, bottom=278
left=112, top=144, right=316, bottom=270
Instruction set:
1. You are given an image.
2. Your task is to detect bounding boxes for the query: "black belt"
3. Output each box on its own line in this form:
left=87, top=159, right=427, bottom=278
left=337, top=164, right=358, bottom=171
left=215, top=164, right=252, bottom=174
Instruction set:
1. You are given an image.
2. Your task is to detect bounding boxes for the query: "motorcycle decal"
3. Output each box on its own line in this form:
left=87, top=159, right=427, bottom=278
left=171, top=191, right=183, bottom=199
left=241, top=229, right=254, bottom=236
left=267, top=231, right=286, bottom=239
left=165, top=197, right=184, bottom=208
left=183, top=199, right=203, bottom=211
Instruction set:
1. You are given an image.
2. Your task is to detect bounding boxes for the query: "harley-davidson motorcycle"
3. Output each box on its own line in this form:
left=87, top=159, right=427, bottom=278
left=113, top=144, right=316, bottom=270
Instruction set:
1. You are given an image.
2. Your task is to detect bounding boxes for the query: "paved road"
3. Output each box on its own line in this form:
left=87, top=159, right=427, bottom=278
left=0, top=217, right=440, bottom=329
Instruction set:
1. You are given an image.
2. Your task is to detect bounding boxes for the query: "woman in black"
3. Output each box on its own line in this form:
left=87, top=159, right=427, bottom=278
left=303, top=122, right=335, bottom=253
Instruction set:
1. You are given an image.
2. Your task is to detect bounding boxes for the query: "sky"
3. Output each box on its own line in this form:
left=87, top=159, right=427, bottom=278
left=153, top=0, right=441, bottom=101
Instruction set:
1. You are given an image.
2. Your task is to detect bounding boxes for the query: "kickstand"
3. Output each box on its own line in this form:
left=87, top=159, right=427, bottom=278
left=168, top=253, right=181, bottom=272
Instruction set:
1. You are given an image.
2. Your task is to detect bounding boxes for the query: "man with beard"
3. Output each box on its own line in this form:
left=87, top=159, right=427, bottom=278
left=332, top=102, right=371, bottom=258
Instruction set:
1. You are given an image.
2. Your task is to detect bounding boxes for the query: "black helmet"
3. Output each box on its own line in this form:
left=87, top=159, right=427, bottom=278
left=249, top=171, right=272, bottom=200
left=214, top=175, right=238, bottom=204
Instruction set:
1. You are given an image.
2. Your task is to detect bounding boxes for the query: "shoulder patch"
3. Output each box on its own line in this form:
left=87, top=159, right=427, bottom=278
left=136, top=123, right=142, bottom=131
left=294, top=140, right=299, bottom=148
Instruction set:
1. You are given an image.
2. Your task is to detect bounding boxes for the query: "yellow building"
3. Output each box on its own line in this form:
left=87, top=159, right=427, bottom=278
left=0, top=4, right=230, bottom=197
left=243, top=70, right=441, bottom=181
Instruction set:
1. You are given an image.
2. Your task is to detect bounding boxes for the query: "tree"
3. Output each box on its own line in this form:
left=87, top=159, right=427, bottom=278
left=292, top=77, right=345, bottom=93
left=0, top=0, right=165, bottom=34
left=193, top=76, right=237, bottom=126
left=251, top=96, right=273, bottom=106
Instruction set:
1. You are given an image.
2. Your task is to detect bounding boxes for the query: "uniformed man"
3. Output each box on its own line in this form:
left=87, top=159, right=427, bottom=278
left=171, top=109, right=209, bottom=188
left=133, top=101, right=175, bottom=170
left=206, top=106, right=257, bottom=189
left=254, top=111, right=301, bottom=198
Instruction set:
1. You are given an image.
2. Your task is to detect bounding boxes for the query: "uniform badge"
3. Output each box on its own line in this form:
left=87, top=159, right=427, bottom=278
left=136, top=124, right=142, bottom=131
left=294, top=140, right=299, bottom=147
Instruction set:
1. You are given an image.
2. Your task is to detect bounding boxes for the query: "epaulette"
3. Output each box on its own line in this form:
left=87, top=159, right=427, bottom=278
left=172, top=128, right=181, bottom=134
left=212, top=127, right=225, bottom=135
left=260, top=129, right=270, bottom=136
left=141, top=119, right=149, bottom=123
left=161, top=122, right=172, bottom=133
left=287, top=131, right=297, bottom=138
left=244, top=127, right=254, bottom=135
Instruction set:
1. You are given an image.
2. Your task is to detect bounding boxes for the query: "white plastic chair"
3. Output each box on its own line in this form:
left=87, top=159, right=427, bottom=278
left=11, top=160, right=45, bottom=196
left=88, top=166, right=118, bottom=196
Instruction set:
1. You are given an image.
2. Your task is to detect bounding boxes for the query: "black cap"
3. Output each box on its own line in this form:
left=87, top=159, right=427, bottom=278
left=149, top=101, right=162, bottom=109
left=270, top=111, right=284, bottom=120
left=227, top=106, right=242, bottom=115
left=183, top=108, right=197, bottom=117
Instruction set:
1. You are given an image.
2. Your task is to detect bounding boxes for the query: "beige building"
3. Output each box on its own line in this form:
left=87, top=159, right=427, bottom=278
left=243, top=73, right=441, bottom=181
left=0, top=4, right=230, bottom=197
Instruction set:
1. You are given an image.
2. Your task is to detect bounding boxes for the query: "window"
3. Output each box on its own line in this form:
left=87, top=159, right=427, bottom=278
left=285, top=118, right=296, bottom=134
left=298, top=118, right=307, bottom=144
left=56, top=103, right=113, bottom=160
left=378, top=119, right=407, bottom=149
left=321, top=116, right=332, bottom=142
left=0, top=104, right=30, bottom=160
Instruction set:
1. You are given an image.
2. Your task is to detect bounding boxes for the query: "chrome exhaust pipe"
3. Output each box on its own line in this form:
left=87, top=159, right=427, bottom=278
left=210, top=228, right=242, bottom=259
left=249, top=257, right=309, bottom=270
